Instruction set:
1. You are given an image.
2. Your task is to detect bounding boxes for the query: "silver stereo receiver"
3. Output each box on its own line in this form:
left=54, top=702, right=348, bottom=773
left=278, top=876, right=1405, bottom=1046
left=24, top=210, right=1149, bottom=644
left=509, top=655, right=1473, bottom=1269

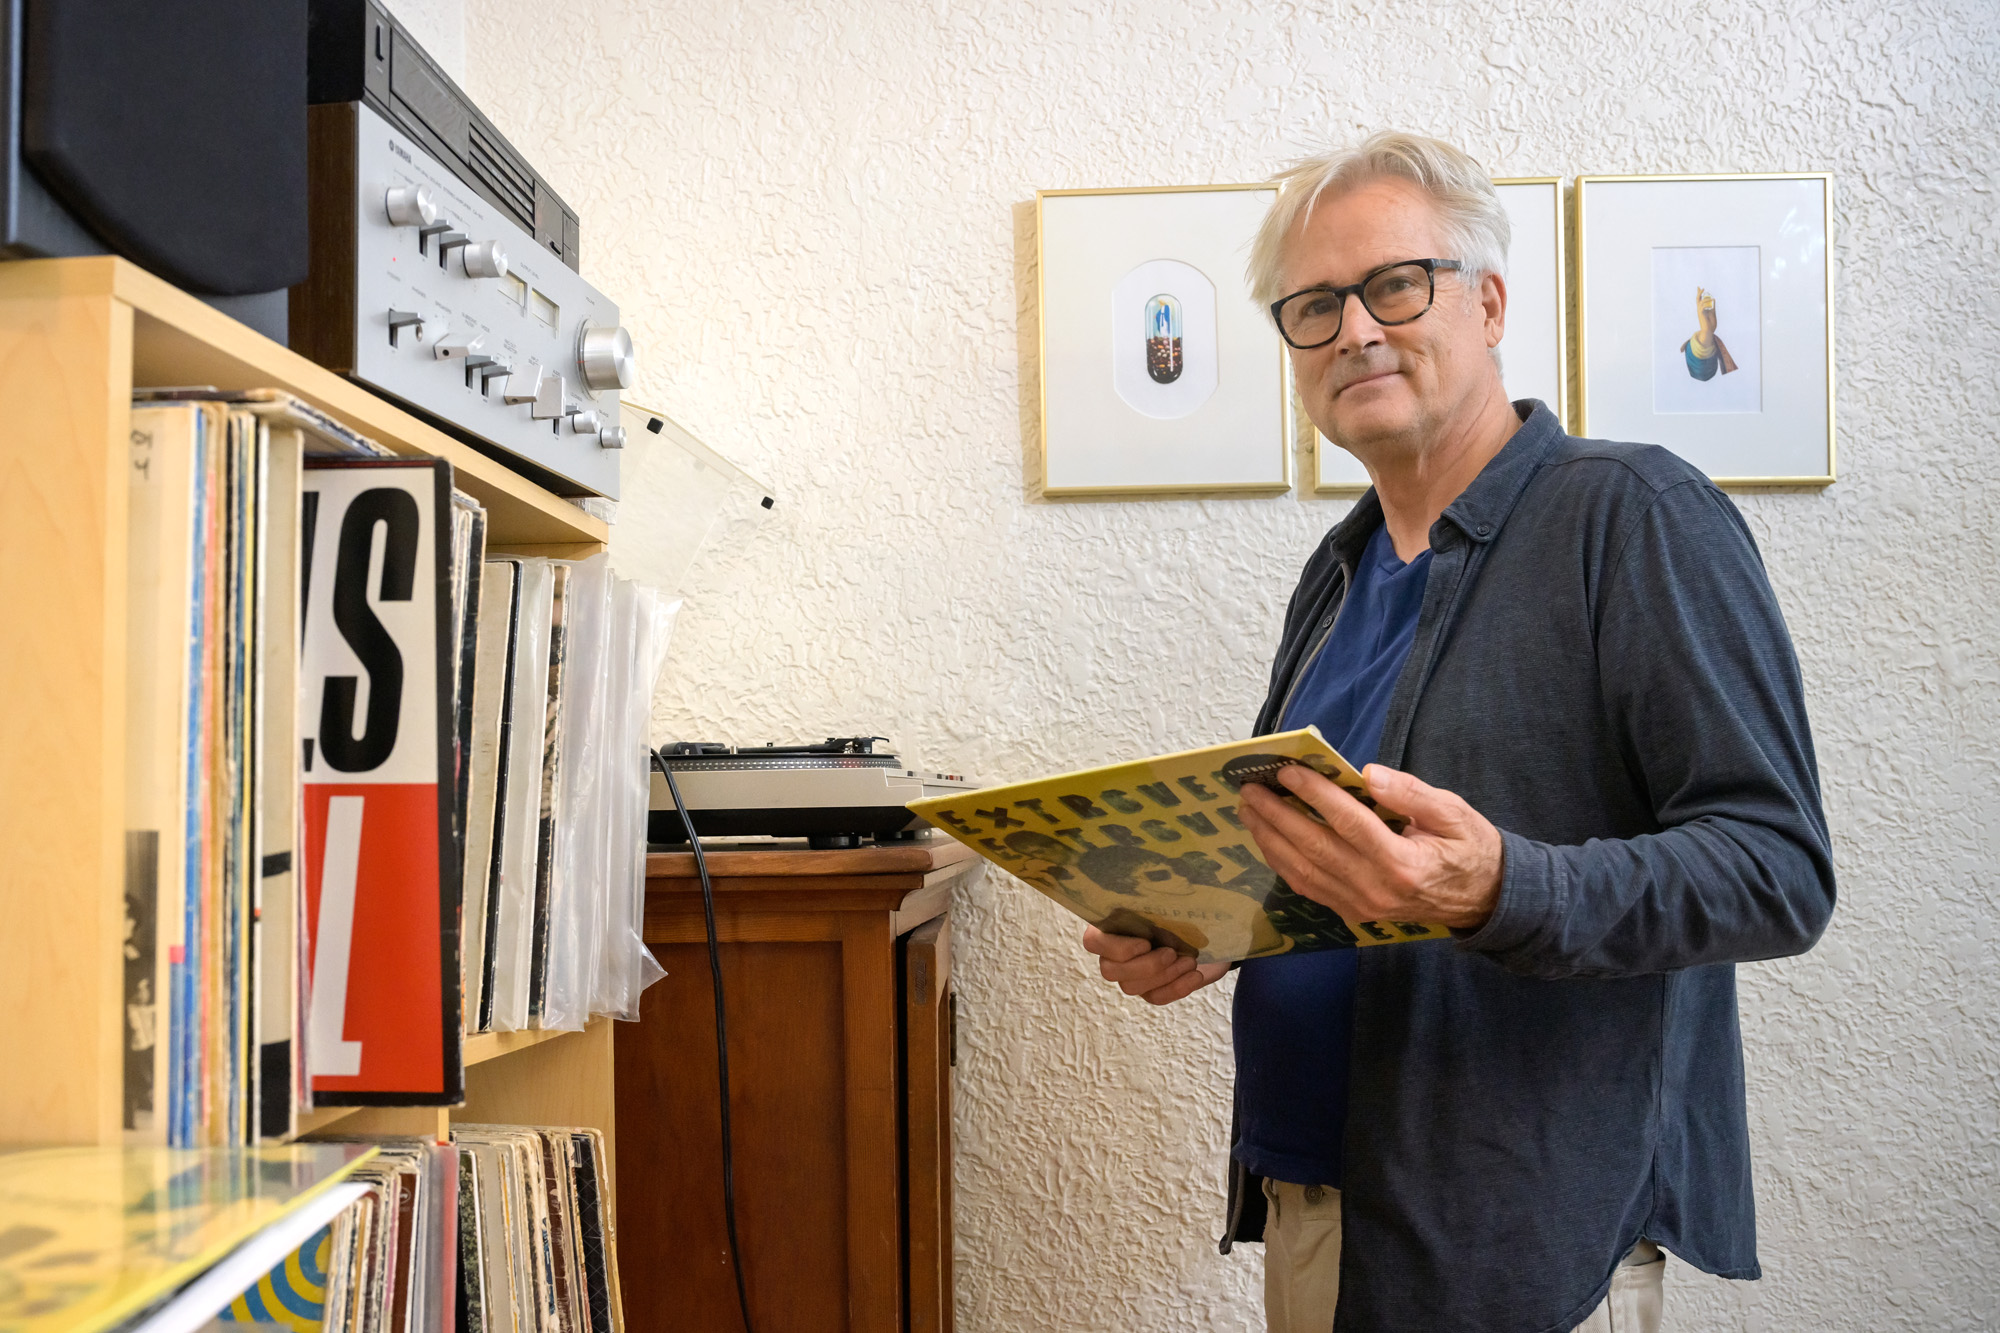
left=291, top=100, right=634, bottom=498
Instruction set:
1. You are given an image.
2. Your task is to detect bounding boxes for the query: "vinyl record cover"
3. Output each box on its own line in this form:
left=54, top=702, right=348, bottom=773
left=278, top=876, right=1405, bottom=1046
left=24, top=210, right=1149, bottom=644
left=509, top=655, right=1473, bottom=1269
left=568, top=1129, right=620, bottom=1333
left=909, top=727, right=1450, bottom=963
left=217, top=410, right=261, bottom=1147
left=299, top=458, right=463, bottom=1103
left=123, top=405, right=204, bottom=1144
left=463, top=562, right=521, bottom=1034
left=457, top=1146, right=489, bottom=1333
left=456, top=1126, right=559, bottom=1333
left=462, top=1139, right=527, bottom=1333
left=538, top=1131, right=581, bottom=1330
left=527, top=565, right=571, bottom=1023
left=254, top=420, right=306, bottom=1143
left=449, top=494, right=488, bottom=876
left=488, top=562, right=554, bottom=1033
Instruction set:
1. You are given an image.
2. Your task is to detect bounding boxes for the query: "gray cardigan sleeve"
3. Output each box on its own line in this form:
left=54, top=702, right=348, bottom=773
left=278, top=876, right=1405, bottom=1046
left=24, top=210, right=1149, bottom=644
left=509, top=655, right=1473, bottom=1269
left=1460, top=478, right=1835, bottom=979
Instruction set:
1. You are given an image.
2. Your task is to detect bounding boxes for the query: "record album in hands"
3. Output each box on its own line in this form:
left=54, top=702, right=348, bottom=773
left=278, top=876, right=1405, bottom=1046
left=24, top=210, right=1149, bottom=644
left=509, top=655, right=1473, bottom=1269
left=907, top=728, right=1450, bottom=963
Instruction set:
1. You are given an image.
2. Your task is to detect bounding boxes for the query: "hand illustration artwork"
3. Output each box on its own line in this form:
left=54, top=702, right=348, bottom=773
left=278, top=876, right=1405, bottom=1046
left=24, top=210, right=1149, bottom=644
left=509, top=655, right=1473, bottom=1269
left=1683, top=286, right=1740, bottom=380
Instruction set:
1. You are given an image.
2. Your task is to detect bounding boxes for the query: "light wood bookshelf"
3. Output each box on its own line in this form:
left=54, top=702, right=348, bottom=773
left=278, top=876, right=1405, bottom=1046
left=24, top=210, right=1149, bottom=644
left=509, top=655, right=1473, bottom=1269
left=0, top=257, right=616, bottom=1176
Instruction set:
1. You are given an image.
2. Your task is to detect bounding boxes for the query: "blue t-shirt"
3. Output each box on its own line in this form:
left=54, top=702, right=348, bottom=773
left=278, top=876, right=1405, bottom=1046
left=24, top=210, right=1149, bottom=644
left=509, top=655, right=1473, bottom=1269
left=1232, top=521, right=1432, bottom=1187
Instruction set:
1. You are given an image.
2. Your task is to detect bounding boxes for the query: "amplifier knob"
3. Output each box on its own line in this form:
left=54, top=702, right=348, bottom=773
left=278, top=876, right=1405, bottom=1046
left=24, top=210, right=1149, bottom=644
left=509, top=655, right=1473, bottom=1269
left=461, top=240, right=510, bottom=279
left=476, top=361, right=513, bottom=394
left=501, top=364, right=545, bottom=404
left=567, top=409, right=601, bottom=434
left=385, top=184, right=438, bottom=228
left=576, top=323, right=636, bottom=392
left=598, top=425, right=628, bottom=449
left=418, top=218, right=454, bottom=257
left=386, top=307, right=428, bottom=348
left=530, top=372, right=567, bottom=420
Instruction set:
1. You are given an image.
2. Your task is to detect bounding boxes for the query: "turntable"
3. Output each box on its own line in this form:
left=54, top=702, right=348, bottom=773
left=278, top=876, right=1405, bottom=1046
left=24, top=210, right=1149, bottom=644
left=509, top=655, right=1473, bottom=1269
left=648, top=736, right=981, bottom=849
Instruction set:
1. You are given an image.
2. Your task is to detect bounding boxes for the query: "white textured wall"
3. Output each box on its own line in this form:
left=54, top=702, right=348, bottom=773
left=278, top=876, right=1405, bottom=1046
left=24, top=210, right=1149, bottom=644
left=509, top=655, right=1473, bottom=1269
left=463, top=3, right=1999, bottom=1328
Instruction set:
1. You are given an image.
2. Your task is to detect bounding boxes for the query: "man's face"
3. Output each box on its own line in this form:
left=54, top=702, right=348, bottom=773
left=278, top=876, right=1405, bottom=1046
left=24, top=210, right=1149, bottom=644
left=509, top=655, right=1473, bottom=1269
left=1280, top=176, right=1507, bottom=462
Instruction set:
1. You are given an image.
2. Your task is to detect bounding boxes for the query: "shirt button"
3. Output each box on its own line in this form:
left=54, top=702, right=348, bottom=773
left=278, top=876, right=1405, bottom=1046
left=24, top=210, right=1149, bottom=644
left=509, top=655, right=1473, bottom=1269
left=1304, top=1184, right=1326, bottom=1205
left=1476, top=523, right=1492, bottom=537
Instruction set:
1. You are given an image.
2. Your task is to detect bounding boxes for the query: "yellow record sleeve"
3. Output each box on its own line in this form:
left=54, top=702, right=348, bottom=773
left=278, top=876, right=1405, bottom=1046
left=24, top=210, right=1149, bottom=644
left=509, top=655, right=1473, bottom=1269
left=908, top=727, right=1449, bottom=963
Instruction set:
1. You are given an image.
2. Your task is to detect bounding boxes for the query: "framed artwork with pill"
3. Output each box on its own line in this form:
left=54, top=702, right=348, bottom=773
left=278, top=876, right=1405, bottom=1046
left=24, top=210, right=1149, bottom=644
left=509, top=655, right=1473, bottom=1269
left=1036, top=184, right=1291, bottom=497
left=1575, top=172, right=1834, bottom=486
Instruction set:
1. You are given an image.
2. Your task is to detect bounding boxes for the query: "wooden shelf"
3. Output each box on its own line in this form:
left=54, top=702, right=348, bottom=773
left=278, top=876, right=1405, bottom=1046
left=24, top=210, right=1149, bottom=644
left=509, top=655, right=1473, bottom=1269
left=0, top=256, right=618, bottom=1170
left=0, top=257, right=607, bottom=548
left=288, top=1024, right=604, bottom=1142
left=465, top=1022, right=591, bottom=1066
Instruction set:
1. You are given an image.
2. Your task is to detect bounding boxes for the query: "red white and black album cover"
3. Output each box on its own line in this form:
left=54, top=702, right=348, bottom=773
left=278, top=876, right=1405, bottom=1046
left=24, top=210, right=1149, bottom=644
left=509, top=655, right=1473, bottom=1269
left=299, top=458, right=463, bottom=1104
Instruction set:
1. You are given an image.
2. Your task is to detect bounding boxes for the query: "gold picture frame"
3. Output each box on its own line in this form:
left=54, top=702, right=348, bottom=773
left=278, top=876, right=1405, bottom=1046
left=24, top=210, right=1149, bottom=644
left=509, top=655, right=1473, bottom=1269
left=1311, top=175, right=1572, bottom=495
left=1035, top=183, right=1292, bottom=499
left=1574, top=172, right=1835, bottom=488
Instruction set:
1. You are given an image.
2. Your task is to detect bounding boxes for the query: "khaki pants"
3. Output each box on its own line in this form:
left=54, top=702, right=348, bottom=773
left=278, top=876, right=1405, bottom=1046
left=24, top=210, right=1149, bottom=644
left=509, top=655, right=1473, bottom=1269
left=1261, top=1179, right=1666, bottom=1333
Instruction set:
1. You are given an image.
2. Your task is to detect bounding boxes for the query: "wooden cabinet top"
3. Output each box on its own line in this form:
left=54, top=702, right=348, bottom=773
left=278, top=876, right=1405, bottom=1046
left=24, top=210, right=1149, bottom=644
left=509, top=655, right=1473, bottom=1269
left=643, top=837, right=979, bottom=926
left=644, top=837, right=975, bottom=882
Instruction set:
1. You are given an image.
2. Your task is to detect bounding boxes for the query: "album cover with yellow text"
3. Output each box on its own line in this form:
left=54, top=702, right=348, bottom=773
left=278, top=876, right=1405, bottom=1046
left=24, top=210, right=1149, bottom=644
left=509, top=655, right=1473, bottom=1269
left=908, top=728, right=1450, bottom=963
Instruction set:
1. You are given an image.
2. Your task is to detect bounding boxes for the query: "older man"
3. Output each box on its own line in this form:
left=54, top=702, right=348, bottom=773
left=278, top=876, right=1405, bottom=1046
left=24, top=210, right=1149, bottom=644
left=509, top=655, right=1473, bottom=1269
left=1082, top=133, right=1833, bottom=1333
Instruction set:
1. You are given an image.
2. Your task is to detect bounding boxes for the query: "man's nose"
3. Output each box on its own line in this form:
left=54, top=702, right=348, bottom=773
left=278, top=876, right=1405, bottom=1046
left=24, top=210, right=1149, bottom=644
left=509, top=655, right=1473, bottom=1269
left=1332, top=291, right=1387, bottom=355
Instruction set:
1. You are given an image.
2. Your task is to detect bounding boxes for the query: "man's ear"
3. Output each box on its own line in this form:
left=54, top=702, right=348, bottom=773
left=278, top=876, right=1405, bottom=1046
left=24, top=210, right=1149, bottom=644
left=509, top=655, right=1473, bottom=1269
left=1481, top=271, right=1507, bottom=349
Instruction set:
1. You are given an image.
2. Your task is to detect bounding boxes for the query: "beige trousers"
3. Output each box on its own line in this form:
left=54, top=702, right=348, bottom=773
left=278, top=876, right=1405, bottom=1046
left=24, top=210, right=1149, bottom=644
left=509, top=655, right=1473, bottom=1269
left=1261, top=1179, right=1665, bottom=1333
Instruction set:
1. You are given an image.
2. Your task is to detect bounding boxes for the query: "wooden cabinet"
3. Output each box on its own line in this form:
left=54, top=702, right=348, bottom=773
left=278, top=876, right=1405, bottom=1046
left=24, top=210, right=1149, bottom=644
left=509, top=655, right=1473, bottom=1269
left=615, top=840, right=975, bottom=1331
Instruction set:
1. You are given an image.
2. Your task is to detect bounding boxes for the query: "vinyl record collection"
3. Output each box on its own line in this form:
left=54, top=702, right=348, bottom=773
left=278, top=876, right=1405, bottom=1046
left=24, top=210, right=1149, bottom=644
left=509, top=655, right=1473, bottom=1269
left=452, top=1126, right=622, bottom=1333
left=123, top=392, right=390, bottom=1147
left=120, top=388, right=677, bottom=1142
left=461, top=557, right=676, bottom=1035
left=208, top=1127, right=619, bottom=1333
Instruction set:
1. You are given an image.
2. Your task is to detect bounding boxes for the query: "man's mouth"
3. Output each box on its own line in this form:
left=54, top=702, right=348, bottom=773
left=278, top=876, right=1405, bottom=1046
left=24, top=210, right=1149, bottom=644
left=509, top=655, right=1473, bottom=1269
left=1338, top=369, right=1399, bottom=396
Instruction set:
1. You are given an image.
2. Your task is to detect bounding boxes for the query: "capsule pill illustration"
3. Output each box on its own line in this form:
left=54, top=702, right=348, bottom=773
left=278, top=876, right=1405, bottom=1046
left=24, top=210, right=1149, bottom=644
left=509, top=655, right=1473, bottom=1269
left=1145, top=293, right=1183, bottom=384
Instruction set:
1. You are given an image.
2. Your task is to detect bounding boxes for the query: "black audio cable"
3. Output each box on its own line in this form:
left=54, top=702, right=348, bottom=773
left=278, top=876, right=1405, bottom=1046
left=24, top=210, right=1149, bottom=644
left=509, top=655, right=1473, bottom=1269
left=651, top=748, right=756, bottom=1333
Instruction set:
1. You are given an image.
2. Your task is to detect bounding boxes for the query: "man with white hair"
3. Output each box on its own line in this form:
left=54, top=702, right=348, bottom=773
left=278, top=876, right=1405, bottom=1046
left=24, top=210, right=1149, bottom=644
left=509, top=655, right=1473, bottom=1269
left=1083, top=133, right=1833, bottom=1332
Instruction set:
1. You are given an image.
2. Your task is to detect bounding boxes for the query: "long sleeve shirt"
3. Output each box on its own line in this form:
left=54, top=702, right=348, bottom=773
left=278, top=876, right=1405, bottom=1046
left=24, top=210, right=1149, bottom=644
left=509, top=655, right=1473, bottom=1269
left=1221, top=402, right=1835, bottom=1333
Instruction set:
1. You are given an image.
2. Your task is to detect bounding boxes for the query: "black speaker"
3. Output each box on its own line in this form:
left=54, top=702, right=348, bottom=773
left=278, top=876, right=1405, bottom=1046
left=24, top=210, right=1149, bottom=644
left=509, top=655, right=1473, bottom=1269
left=1, top=0, right=307, bottom=338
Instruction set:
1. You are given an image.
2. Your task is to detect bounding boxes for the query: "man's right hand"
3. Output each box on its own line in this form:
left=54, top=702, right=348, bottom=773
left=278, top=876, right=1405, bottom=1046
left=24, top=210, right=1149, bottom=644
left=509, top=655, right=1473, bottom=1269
left=1082, top=926, right=1230, bottom=1006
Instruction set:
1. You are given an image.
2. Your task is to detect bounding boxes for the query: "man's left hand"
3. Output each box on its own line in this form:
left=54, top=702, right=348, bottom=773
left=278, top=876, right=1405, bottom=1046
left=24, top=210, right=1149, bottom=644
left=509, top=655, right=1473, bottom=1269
left=1238, top=764, right=1505, bottom=931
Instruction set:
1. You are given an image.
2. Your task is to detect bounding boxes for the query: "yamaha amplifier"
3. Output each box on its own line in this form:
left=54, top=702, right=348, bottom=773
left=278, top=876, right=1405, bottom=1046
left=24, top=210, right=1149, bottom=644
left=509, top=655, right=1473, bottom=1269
left=292, top=2, right=633, bottom=499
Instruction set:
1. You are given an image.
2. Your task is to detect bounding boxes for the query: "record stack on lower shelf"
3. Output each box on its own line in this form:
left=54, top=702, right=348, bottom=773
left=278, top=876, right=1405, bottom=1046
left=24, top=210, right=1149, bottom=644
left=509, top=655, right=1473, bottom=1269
left=198, top=1126, right=620, bottom=1333
left=0, top=257, right=655, bottom=1330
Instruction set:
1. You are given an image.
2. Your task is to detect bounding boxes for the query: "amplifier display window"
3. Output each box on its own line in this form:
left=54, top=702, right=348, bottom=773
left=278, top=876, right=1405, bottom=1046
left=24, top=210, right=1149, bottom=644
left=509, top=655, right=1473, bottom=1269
left=530, top=289, right=560, bottom=330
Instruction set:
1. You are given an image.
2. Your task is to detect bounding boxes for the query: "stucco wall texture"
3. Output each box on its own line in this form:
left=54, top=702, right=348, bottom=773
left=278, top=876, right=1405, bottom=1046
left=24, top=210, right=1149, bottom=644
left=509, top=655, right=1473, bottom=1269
left=463, top=2, right=1998, bottom=1328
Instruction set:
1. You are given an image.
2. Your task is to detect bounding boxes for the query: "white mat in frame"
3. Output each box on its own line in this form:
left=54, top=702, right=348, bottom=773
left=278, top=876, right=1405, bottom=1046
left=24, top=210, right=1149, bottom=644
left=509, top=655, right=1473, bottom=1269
left=1312, top=177, right=1569, bottom=494
left=1576, top=172, right=1833, bottom=486
left=1037, top=184, right=1291, bottom=497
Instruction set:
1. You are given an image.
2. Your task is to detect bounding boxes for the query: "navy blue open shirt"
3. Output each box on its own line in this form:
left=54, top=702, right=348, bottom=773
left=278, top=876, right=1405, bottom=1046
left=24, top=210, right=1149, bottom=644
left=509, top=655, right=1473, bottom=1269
left=1233, top=521, right=1431, bottom=1188
left=1220, top=404, right=1833, bottom=1333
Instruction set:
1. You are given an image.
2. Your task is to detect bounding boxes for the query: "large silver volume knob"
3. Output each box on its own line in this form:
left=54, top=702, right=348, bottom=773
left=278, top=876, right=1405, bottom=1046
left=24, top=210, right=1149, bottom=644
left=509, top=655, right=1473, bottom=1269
left=385, top=184, right=438, bottom=228
left=576, top=323, right=636, bottom=392
left=461, top=240, right=509, bottom=279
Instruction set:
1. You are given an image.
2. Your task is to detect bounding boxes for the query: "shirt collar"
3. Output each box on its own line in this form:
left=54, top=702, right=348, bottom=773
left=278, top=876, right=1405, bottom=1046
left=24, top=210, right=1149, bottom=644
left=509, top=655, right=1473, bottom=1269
left=1322, top=399, right=1564, bottom=566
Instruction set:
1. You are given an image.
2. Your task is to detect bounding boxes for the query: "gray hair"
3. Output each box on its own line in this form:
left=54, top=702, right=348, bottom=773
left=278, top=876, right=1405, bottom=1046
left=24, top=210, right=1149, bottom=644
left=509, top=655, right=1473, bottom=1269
left=1246, top=131, right=1511, bottom=309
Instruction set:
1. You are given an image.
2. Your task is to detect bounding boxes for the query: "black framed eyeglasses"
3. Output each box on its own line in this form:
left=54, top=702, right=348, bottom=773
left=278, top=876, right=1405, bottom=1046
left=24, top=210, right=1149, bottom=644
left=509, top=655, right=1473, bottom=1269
left=1269, top=258, right=1463, bottom=350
